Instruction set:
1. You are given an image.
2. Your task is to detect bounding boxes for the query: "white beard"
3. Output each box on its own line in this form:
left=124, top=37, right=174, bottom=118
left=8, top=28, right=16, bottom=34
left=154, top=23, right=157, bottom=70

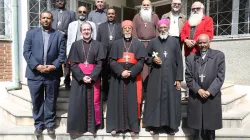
left=159, top=32, right=169, bottom=40
left=188, top=12, right=203, bottom=26
left=140, top=7, right=152, bottom=23
left=124, top=34, right=132, bottom=39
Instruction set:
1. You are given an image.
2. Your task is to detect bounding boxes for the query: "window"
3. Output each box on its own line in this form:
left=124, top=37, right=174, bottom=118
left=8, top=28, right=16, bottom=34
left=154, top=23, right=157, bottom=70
left=29, top=0, right=56, bottom=29
left=238, top=0, right=250, bottom=34
left=0, top=0, right=12, bottom=39
left=183, top=0, right=250, bottom=37
left=28, top=0, right=69, bottom=29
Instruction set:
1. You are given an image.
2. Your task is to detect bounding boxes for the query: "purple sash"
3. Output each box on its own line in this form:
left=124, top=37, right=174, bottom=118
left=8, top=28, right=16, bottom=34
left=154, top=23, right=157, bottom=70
left=78, top=63, right=101, bottom=125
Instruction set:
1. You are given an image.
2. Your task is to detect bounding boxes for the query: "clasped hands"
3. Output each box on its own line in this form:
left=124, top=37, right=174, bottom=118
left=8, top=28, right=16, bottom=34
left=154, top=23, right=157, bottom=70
left=153, top=56, right=162, bottom=65
left=36, top=65, right=56, bottom=73
left=82, top=76, right=92, bottom=83
left=184, top=39, right=196, bottom=48
left=174, top=81, right=181, bottom=90
left=198, top=89, right=211, bottom=99
left=121, top=70, right=131, bottom=78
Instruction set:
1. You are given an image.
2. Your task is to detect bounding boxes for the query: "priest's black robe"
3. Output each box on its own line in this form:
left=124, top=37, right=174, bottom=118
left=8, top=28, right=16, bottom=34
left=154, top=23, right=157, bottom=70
left=142, top=36, right=183, bottom=130
left=185, top=48, right=225, bottom=130
left=67, top=39, right=105, bottom=134
left=106, top=38, right=146, bottom=133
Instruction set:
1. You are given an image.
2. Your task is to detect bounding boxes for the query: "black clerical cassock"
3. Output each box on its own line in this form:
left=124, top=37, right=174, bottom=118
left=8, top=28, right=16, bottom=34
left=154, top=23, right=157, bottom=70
left=106, top=38, right=146, bottom=133
left=67, top=39, right=105, bottom=134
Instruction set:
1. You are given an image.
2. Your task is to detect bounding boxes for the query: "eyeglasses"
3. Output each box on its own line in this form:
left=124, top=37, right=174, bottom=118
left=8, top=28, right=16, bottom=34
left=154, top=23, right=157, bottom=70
left=78, top=11, right=87, bottom=14
left=191, top=7, right=202, bottom=11
left=56, top=0, right=65, bottom=2
left=172, top=3, right=181, bottom=6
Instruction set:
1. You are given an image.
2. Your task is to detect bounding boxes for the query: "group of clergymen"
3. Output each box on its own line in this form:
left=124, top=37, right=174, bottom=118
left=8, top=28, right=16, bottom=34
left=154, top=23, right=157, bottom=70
left=23, top=0, right=225, bottom=140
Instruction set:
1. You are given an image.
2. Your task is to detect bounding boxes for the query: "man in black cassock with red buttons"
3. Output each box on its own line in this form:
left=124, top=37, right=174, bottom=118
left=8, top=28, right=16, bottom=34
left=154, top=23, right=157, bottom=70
left=106, top=20, right=146, bottom=135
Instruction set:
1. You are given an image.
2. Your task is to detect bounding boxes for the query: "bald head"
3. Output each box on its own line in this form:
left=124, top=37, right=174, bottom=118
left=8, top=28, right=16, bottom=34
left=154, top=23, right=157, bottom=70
left=197, top=34, right=210, bottom=52
left=142, top=0, right=151, bottom=9
left=198, top=34, right=210, bottom=42
left=171, top=0, right=182, bottom=12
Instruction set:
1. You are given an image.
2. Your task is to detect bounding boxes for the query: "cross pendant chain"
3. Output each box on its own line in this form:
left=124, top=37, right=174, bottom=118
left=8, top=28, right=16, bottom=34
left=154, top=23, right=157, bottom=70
left=109, top=35, right=113, bottom=40
left=84, top=61, right=89, bottom=67
left=163, top=51, right=168, bottom=58
left=124, top=53, right=130, bottom=62
left=57, top=21, right=61, bottom=26
left=199, top=74, right=206, bottom=83
left=199, top=62, right=207, bottom=83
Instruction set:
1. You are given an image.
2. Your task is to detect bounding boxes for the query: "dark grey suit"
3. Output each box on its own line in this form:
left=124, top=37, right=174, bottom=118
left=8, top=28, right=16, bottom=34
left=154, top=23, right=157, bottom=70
left=51, top=9, right=76, bottom=35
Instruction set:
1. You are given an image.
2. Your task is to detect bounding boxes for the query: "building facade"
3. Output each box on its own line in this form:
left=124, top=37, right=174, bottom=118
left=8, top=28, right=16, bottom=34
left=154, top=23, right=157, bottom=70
left=0, top=0, right=250, bottom=84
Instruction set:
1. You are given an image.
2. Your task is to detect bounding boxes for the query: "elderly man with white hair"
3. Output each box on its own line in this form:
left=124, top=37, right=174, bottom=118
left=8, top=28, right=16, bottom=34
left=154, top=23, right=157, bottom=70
left=162, top=0, right=186, bottom=50
left=143, top=19, right=183, bottom=135
left=88, top=0, right=107, bottom=31
left=132, top=0, right=159, bottom=95
left=180, top=1, right=214, bottom=57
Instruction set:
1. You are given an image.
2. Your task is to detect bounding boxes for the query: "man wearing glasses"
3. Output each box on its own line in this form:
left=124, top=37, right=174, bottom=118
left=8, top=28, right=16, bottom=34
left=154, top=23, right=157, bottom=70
left=66, top=6, right=97, bottom=89
left=162, top=0, right=186, bottom=51
left=67, top=6, right=97, bottom=56
left=51, top=0, right=76, bottom=89
left=180, top=1, right=214, bottom=57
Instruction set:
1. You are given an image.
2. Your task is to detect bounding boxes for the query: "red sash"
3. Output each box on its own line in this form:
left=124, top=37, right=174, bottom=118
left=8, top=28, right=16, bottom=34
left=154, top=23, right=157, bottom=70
left=117, top=52, right=142, bottom=119
left=78, top=63, right=101, bottom=125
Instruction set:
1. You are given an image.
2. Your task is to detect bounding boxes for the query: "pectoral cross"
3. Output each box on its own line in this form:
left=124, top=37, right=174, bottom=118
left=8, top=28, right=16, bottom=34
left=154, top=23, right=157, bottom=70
left=199, top=74, right=206, bottom=83
left=163, top=51, right=168, bottom=58
left=109, top=35, right=113, bottom=40
left=144, top=22, right=147, bottom=28
left=57, top=21, right=61, bottom=26
left=124, top=53, right=130, bottom=62
left=84, top=61, right=89, bottom=67
left=152, top=51, right=158, bottom=57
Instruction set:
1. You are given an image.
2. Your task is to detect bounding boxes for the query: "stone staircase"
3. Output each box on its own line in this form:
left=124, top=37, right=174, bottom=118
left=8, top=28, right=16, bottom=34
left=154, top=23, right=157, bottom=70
left=0, top=82, right=250, bottom=140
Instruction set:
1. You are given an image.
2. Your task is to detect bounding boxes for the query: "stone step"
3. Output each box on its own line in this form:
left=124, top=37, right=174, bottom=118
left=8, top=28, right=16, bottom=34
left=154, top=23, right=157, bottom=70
left=216, top=128, right=250, bottom=140
left=222, top=101, right=250, bottom=128
left=0, top=115, right=194, bottom=140
left=8, top=87, right=70, bottom=111
left=221, top=91, right=247, bottom=112
left=2, top=95, right=249, bottom=129
left=0, top=99, right=68, bottom=126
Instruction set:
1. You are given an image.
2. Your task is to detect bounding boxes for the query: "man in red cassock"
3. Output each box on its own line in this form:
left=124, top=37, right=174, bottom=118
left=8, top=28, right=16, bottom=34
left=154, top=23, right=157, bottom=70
left=180, top=1, right=214, bottom=57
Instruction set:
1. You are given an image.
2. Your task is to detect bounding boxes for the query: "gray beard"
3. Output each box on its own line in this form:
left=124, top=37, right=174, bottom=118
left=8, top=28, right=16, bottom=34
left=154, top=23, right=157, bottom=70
left=140, top=8, right=152, bottom=22
left=79, top=15, right=86, bottom=21
left=159, top=33, right=169, bottom=40
left=188, top=12, right=203, bottom=26
left=124, top=34, right=132, bottom=39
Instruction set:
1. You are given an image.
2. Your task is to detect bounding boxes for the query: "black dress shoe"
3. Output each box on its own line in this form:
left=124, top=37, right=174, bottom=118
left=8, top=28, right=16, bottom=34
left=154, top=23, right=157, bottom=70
left=47, top=128, right=55, bottom=135
left=34, top=128, right=43, bottom=136
left=65, top=84, right=71, bottom=90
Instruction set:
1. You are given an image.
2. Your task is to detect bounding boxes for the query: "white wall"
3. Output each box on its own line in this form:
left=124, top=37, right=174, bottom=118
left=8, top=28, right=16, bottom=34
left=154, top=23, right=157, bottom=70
left=18, top=0, right=29, bottom=84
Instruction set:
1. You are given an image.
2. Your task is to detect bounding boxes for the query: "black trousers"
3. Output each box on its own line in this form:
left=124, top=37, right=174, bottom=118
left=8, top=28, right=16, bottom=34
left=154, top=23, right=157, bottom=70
left=28, top=78, right=60, bottom=129
left=194, top=129, right=215, bottom=140
left=64, top=59, right=71, bottom=85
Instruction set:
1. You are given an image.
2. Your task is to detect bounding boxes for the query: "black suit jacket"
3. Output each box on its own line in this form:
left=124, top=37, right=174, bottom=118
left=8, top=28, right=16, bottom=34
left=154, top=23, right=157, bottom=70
left=97, top=22, right=122, bottom=56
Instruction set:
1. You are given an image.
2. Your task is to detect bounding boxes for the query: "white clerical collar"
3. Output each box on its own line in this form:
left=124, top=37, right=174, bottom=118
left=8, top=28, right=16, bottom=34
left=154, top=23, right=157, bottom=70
left=201, top=51, right=207, bottom=59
